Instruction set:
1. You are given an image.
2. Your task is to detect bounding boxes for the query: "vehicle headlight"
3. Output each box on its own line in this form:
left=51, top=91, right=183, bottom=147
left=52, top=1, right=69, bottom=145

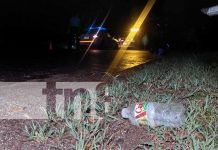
left=130, top=28, right=139, bottom=33
left=93, top=35, right=98, bottom=39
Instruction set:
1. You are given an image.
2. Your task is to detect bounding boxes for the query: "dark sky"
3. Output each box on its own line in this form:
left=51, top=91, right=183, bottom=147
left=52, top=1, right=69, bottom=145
left=0, top=0, right=217, bottom=49
left=0, top=0, right=132, bottom=35
left=0, top=0, right=216, bottom=32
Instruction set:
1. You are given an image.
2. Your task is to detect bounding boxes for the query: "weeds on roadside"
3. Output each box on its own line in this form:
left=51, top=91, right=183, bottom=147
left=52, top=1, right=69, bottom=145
left=24, top=121, right=53, bottom=143
left=24, top=55, right=218, bottom=149
left=124, top=56, right=217, bottom=149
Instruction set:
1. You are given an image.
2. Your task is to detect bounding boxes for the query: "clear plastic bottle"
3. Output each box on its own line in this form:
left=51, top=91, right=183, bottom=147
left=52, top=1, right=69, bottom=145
left=121, top=102, right=185, bottom=128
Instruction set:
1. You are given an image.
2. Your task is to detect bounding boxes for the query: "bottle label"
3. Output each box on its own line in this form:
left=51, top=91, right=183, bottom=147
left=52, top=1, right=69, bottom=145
left=134, top=102, right=148, bottom=126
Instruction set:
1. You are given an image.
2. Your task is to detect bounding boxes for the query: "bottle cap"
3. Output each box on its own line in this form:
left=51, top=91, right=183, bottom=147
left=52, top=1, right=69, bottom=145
left=121, top=108, right=129, bottom=118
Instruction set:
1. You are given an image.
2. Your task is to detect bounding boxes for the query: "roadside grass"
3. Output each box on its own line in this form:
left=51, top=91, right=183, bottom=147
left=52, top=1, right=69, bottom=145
left=24, top=54, right=218, bottom=149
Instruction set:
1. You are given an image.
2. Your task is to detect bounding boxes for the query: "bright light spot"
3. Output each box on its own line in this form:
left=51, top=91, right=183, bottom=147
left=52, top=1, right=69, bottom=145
left=93, top=35, right=98, bottom=39
left=130, top=28, right=139, bottom=32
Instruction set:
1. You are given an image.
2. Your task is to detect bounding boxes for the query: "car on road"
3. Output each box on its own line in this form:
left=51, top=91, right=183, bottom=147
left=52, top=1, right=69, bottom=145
left=80, top=27, right=118, bottom=50
left=117, top=27, right=142, bottom=49
left=117, top=37, right=136, bottom=49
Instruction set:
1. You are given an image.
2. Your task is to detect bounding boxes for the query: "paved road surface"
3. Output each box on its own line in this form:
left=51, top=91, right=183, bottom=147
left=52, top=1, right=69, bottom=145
left=0, top=49, right=152, bottom=81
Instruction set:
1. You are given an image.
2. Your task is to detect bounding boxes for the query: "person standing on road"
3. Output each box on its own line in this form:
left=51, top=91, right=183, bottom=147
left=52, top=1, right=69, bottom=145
left=68, top=12, right=81, bottom=50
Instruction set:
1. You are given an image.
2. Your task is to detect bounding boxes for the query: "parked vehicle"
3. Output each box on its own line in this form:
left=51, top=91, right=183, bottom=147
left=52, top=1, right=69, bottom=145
left=80, top=27, right=118, bottom=50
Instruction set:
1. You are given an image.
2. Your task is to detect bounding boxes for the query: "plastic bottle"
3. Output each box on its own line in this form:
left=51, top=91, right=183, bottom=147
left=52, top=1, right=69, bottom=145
left=121, top=102, right=185, bottom=128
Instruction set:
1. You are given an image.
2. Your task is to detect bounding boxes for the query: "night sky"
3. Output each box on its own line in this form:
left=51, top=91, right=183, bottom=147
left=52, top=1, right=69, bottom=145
left=0, top=0, right=217, bottom=50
